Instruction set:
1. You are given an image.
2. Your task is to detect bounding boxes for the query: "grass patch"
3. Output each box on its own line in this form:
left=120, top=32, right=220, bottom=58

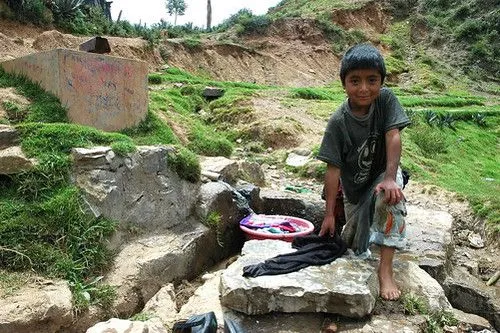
left=0, top=69, right=68, bottom=123
left=160, top=67, right=269, bottom=90
left=290, top=87, right=339, bottom=101
left=167, top=147, right=201, bottom=183
left=398, top=95, right=485, bottom=108
left=0, top=269, right=32, bottom=298
left=403, top=110, right=500, bottom=233
left=204, top=211, right=223, bottom=247
left=402, top=293, right=458, bottom=333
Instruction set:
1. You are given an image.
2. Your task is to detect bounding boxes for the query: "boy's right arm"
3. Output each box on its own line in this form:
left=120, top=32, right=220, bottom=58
left=319, top=164, right=341, bottom=237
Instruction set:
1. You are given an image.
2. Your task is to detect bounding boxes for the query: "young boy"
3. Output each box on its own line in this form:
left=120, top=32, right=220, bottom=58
left=317, top=43, right=410, bottom=300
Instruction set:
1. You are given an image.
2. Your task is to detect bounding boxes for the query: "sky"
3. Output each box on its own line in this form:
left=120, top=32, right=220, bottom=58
left=110, top=0, right=283, bottom=28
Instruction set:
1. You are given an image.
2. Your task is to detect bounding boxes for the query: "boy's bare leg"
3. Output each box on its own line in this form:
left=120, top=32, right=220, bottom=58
left=378, top=245, right=401, bottom=300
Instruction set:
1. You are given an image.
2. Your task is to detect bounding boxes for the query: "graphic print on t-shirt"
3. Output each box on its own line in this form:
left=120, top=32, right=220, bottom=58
left=353, top=133, right=378, bottom=184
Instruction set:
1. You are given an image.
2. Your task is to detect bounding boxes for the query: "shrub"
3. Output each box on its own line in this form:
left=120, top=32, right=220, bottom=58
left=148, top=74, right=163, bottom=84
left=111, top=141, right=136, bottom=156
left=204, top=211, right=223, bottom=246
left=187, top=126, right=233, bottom=157
left=455, top=19, right=487, bottom=41
left=167, top=147, right=200, bottom=183
left=239, top=15, right=271, bottom=35
left=214, top=8, right=253, bottom=32
left=52, top=0, right=83, bottom=22
left=181, top=38, right=202, bottom=49
left=10, top=0, right=52, bottom=25
left=1, top=101, right=28, bottom=123
left=290, top=88, right=335, bottom=100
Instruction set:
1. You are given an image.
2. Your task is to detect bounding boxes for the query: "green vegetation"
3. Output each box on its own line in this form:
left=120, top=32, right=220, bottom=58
left=402, top=293, right=458, bottom=333
left=286, top=83, right=500, bottom=234
left=204, top=211, right=223, bottom=247
left=269, top=0, right=372, bottom=19
left=385, top=0, right=499, bottom=84
left=0, top=67, right=214, bottom=310
left=1, top=0, right=203, bottom=45
left=213, top=9, right=271, bottom=36
left=1, top=0, right=499, bottom=320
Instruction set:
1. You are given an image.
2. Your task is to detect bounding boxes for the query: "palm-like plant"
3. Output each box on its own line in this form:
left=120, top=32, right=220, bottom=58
left=52, top=0, right=83, bottom=20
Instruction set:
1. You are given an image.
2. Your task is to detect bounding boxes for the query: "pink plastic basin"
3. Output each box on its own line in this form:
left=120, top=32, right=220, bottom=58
left=239, top=214, right=315, bottom=242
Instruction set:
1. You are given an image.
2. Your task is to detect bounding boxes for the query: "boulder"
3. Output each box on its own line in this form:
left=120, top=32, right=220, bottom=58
left=257, top=188, right=325, bottom=226
left=202, top=86, right=224, bottom=99
left=86, top=318, right=167, bottom=333
left=0, top=279, right=72, bottom=333
left=141, top=284, right=177, bottom=329
left=0, top=146, right=36, bottom=174
left=72, top=146, right=199, bottom=238
left=237, top=160, right=265, bottom=186
left=0, top=124, right=18, bottom=149
left=176, top=272, right=226, bottom=330
left=395, top=261, right=452, bottom=312
left=196, top=181, right=248, bottom=257
left=200, top=156, right=239, bottom=184
left=285, top=151, right=311, bottom=167
left=220, top=239, right=378, bottom=318
left=339, top=314, right=427, bottom=332
left=221, top=240, right=454, bottom=319
left=444, top=266, right=500, bottom=330
left=103, top=222, right=218, bottom=317
left=452, top=308, right=494, bottom=331
left=401, top=204, right=454, bottom=283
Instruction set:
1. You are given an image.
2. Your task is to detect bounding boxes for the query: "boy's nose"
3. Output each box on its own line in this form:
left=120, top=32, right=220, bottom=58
left=360, top=81, right=369, bottom=92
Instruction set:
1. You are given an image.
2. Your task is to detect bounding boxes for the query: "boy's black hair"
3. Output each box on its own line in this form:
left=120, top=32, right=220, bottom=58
left=340, top=44, right=386, bottom=85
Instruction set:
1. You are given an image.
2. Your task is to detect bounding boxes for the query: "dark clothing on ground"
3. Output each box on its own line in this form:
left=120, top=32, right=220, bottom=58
left=242, top=234, right=347, bottom=278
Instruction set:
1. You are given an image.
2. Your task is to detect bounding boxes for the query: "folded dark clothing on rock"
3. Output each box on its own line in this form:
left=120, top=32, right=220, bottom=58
left=242, top=233, right=347, bottom=278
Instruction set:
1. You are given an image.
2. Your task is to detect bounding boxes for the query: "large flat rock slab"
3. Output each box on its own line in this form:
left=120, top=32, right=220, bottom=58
left=220, top=239, right=378, bottom=318
left=402, top=204, right=454, bottom=282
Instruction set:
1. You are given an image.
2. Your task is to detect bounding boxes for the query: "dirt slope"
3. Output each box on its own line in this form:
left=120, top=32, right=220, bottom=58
left=0, top=19, right=163, bottom=70
left=0, top=1, right=396, bottom=87
left=163, top=19, right=341, bottom=87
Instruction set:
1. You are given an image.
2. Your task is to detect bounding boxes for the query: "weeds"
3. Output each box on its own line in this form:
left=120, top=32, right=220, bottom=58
left=167, top=147, right=201, bottom=183
left=148, top=74, right=163, bottom=85
left=402, top=293, right=458, bottom=333
left=204, top=211, right=224, bottom=247
left=290, top=87, right=337, bottom=101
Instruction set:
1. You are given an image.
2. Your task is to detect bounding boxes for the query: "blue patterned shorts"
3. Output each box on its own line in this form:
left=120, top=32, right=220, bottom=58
left=342, top=169, right=407, bottom=255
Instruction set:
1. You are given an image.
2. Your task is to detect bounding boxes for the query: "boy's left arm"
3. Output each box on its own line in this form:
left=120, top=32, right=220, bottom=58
left=375, top=128, right=404, bottom=205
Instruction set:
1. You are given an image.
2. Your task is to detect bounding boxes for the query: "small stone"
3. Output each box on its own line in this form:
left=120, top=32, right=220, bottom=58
left=321, top=321, right=338, bottom=333
left=467, top=233, right=484, bottom=249
left=443, top=325, right=458, bottom=333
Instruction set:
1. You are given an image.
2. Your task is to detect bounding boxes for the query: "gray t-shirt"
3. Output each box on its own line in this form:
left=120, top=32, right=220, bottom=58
left=317, top=87, right=410, bottom=203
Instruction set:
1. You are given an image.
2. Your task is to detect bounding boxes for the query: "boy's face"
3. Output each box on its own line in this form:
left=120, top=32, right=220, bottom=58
left=343, top=68, right=382, bottom=113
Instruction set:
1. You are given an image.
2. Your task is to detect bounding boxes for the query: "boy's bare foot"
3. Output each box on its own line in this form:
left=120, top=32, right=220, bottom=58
left=378, top=265, right=401, bottom=300
left=378, top=246, right=401, bottom=300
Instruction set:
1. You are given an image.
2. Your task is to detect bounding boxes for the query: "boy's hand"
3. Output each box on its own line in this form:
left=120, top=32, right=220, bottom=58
left=319, top=215, right=336, bottom=237
left=375, top=179, right=403, bottom=205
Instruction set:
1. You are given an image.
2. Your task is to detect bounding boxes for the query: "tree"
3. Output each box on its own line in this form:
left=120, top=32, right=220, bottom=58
left=206, top=0, right=212, bottom=30
left=166, top=0, right=186, bottom=26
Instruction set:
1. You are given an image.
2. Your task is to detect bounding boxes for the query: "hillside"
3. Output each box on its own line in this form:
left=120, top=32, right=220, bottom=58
left=0, top=0, right=499, bottom=331
left=0, top=0, right=498, bottom=240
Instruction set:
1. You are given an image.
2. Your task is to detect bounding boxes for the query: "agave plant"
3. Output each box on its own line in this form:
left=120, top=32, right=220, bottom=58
left=52, top=0, right=83, bottom=20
